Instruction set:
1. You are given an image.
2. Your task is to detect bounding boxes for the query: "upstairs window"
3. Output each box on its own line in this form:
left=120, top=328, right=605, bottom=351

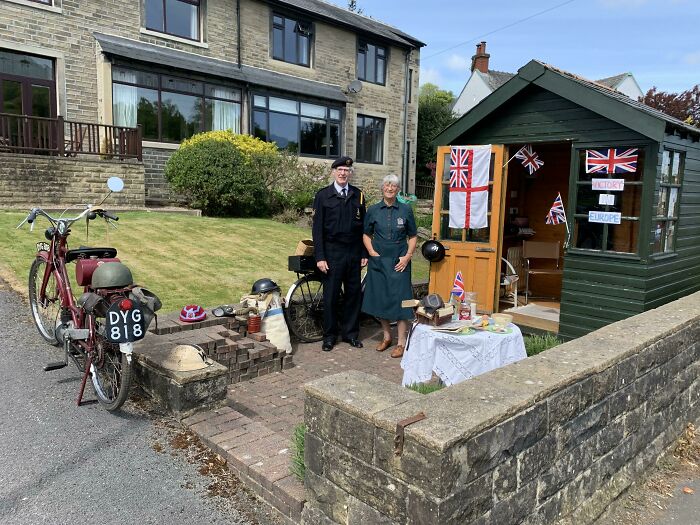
left=272, top=14, right=312, bottom=67
left=357, top=41, right=386, bottom=85
left=145, top=0, right=200, bottom=41
left=651, top=149, right=684, bottom=254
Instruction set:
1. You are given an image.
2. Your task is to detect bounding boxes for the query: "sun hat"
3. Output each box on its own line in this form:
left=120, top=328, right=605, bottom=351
left=179, top=304, right=206, bottom=322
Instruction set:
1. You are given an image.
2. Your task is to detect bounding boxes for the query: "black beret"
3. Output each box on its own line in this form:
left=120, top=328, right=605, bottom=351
left=331, top=156, right=353, bottom=169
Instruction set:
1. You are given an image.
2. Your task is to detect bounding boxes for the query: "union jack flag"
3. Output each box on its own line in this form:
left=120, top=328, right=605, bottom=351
left=545, top=192, right=567, bottom=225
left=450, top=147, right=471, bottom=188
left=451, top=271, right=465, bottom=301
left=514, top=145, right=544, bottom=175
left=586, top=148, right=638, bottom=174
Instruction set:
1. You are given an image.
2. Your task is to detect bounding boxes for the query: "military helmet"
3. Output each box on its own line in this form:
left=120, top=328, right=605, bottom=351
left=251, top=278, right=280, bottom=295
left=91, top=261, right=133, bottom=289
left=421, top=240, right=446, bottom=263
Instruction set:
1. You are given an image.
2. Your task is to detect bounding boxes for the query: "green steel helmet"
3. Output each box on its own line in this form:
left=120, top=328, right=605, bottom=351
left=91, top=261, right=133, bottom=289
left=251, top=278, right=280, bottom=295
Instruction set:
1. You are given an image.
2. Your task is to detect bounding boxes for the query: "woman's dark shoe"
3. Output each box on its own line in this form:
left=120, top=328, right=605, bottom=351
left=391, top=345, right=405, bottom=358
left=376, top=339, right=393, bottom=352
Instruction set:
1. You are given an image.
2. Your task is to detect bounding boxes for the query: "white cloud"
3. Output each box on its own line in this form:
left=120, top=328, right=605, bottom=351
left=419, top=67, right=443, bottom=87
left=445, top=54, right=470, bottom=72
left=683, top=51, right=700, bottom=65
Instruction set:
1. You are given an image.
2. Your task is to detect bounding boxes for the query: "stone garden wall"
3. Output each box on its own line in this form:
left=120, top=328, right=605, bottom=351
left=0, top=153, right=145, bottom=208
left=301, top=292, right=700, bottom=524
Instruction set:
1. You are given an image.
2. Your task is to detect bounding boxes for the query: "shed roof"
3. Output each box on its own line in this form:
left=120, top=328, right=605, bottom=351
left=94, top=32, right=348, bottom=103
left=436, top=60, right=700, bottom=145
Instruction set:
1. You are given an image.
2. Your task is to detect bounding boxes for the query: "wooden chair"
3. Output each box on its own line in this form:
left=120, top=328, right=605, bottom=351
left=500, top=257, right=519, bottom=309
left=522, top=240, right=563, bottom=304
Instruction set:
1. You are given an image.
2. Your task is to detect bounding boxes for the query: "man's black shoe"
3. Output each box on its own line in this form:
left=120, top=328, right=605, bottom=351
left=322, top=340, right=335, bottom=352
left=342, top=338, right=363, bottom=348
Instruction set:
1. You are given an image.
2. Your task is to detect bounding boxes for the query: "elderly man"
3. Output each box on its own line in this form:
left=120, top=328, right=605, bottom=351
left=312, top=156, right=367, bottom=351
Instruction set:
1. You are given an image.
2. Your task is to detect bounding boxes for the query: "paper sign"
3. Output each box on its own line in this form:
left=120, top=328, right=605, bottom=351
left=592, top=178, right=625, bottom=191
left=589, top=211, right=621, bottom=224
left=598, top=194, right=615, bottom=206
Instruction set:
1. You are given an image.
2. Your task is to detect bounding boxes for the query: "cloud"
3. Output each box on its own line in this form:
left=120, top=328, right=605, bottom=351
left=683, top=51, right=700, bottom=65
left=446, top=54, right=470, bottom=72
left=419, top=67, right=443, bottom=86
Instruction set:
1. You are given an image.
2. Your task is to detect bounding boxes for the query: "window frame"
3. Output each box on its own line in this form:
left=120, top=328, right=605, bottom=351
left=357, top=39, right=387, bottom=86
left=144, top=0, right=202, bottom=42
left=251, top=92, right=343, bottom=158
left=651, top=148, right=685, bottom=255
left=270, top=12, right=313, bottom=68
left=355, top=114, right=385, bottom=165
left=111, top=65, right=241, bottom=143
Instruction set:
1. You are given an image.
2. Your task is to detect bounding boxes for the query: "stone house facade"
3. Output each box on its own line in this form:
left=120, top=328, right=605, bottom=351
left=0, top=0, right=423, bottom=204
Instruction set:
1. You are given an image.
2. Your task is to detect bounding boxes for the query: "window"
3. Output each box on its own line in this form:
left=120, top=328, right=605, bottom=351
left=29, top=0, right=52, bottom=4
left=252, top=94, right=341, bottom=157
left=651, top=149, right=684, bottom=254
left=112, top=66, right=241, bottom=142
left=272, top=14, right=312, bottom=67
left=145, top=0, right=200, bottom=41
left=0, top=49, right=56, bottom=118
left=572, top=148, right=645, bottom=254
left=356, top=115, right=385, bottom=164
left=357, top=41, right=386, bottom=85
left=408, top=69, right=413, bottom=103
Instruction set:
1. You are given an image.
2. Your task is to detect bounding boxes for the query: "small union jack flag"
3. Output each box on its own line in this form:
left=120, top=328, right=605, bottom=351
left=451, top=271, right=465, bottom=301
left=450, top=147, right=471, bottom=188
left=586, top=148, right=638, bottom=174
left=514, top=145, right=544, bottom=175
left=545, top=192, right=567, bottom=225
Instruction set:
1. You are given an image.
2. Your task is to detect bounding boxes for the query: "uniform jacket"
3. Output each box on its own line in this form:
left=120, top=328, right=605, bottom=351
left=312, top=183, right=367, bottom=261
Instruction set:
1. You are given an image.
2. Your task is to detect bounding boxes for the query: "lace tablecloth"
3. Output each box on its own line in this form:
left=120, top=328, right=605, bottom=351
left=400, top=322, right=527, bottom=386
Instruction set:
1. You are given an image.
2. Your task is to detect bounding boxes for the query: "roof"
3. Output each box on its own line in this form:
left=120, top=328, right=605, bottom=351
left=436, top=60, right=700, bottom=146
left=596, top=72, right=631, bottom=90
left=484, top=70, right=514, bottom=91
left=265, top=0, right=425, bottom=48
left=93, top=32, right=348, bottom=103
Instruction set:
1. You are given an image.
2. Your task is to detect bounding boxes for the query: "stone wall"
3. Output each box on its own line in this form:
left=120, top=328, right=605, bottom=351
left=142, top=146, right=178, bottom=205
left=302, top=292, right=700, bottom=524
left=0, top=153, right=144, bottom=207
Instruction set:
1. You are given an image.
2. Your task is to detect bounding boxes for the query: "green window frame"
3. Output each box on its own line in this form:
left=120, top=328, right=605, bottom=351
left=651, top=149, right=684, bottom=254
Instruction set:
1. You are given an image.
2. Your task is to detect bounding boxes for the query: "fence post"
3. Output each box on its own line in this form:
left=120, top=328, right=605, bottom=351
left=57, top=116, right=65, bottom=157
left=136, top=125, right=143, bottom=161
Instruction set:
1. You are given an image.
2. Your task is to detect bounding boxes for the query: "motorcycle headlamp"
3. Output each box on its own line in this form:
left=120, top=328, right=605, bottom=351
left=57, top=221, right=67, bottom=236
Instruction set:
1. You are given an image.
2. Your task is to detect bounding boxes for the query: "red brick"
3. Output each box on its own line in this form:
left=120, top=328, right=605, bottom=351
left=249, top=332, right=267, bottom=342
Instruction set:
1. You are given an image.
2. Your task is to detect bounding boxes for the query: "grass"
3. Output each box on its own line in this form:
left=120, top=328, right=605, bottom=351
left=290, top=423, right=306, bottom=482
left=0, top=211, right=430, bottom=313
left=406, top=382, right=445, bottom=394
left=524, top=333, right=562, bottom=356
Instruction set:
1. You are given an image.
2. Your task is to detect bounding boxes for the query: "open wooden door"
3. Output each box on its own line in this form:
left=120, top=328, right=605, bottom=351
left=429, top=145, right=506, bottom=313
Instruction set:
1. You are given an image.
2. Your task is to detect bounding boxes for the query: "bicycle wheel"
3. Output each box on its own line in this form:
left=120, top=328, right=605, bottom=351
left=28, top=256, right=60, bottom=346
left=90, top=325, right=132, bottom=411
left=284, top=274, right=328, bottom=343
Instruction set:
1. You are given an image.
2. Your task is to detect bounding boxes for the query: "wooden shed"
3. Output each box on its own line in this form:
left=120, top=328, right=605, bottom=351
left=429, top=60, right=700, bottom=340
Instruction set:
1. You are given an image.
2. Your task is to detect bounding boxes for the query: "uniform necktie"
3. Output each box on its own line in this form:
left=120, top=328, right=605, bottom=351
left=341, top=188, right=347, bottom=199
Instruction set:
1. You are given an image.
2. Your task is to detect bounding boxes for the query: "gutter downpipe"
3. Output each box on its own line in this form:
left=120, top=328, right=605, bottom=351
left=237, top=0, right=242, bottom=68
left=401, top=49, right=410, bottom=191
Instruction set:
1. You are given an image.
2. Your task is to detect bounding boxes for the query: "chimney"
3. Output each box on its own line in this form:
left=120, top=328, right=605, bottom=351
left=471, top=41, right=490, bottom=74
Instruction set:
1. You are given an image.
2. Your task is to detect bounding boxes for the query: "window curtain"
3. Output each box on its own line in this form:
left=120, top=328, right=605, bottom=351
left=112, top=71, right=138, bottom=128
left=212, top=88, right=240, bottom=133
left=190, top=5, right=198, bottom=40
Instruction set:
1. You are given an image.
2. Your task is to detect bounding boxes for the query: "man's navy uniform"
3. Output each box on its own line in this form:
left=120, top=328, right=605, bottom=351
left=312, top=157, right=367, bottom=350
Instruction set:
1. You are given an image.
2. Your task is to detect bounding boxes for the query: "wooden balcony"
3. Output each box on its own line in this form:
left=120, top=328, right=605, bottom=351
left=0, top=113, right=142, bottom=161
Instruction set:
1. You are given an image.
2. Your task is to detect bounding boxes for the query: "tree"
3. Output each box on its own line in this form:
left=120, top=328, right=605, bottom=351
left=416, top=83, right=457, bottom=182
left=347, top=0, right=363, bottom=14
left=641, top=85, right=700, bottom=127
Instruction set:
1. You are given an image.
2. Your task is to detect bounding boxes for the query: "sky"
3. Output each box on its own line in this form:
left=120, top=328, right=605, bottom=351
left=327, top=0, right=700, bottom=97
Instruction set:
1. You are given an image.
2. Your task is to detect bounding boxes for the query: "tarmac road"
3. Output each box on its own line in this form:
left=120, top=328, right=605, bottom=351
left=0, top=282, right=276, bottom=525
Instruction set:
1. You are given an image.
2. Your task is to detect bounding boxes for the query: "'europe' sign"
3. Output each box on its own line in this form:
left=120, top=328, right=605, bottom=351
left=589, top=211, right=621, bottom=224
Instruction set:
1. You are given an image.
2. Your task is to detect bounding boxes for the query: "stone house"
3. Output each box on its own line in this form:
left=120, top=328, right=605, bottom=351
left=0, top=0, right=424, bottom=205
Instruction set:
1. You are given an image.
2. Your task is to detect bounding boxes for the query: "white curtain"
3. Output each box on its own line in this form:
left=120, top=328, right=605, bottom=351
left=112, top=71, right=138, bottom=128
left=212, top=88, right=240, bottom=133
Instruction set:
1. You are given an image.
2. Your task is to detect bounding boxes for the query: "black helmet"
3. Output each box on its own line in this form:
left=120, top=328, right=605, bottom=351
left=421, top=240, right=446, bottom=262
left=251, top=278, right=280, bottom=295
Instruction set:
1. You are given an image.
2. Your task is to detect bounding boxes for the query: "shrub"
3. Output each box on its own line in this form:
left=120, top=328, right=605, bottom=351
left=259, top=151, right=328, bottom=214
left=524, top=333, right=562, bottom=356
left=290, top=423, right=307, bottom=482
left=406, top=382, right=444, bottom=394
left=272, top=208, right=301, bottom=224
left=164, top=131, right=274, bottom=216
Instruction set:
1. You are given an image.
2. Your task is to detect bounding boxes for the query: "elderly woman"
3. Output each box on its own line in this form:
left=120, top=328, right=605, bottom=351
left=361, top=174, right=418, bottom=358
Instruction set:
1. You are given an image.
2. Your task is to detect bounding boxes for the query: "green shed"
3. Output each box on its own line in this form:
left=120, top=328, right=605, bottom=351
left=431, top=60, right=700, bottom=340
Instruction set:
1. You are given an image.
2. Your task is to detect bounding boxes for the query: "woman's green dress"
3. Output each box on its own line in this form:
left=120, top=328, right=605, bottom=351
left=361, top=200, right=417, bottom=320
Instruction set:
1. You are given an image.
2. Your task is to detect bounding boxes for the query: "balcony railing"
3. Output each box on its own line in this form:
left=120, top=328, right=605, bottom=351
left=0, top=113, right=142, bottom=161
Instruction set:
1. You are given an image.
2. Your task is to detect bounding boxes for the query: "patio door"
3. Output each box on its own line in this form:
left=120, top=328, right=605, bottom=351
left=429, top=145, right=506, bottom=313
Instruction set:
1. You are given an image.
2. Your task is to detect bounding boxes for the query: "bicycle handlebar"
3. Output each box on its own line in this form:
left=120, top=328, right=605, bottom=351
left=17, top=204, right=110, bottom=230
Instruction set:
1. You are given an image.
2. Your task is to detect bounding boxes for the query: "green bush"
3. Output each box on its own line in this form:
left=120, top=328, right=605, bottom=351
left=406, top=382, right=445, bottom=394
left=524, top=333, right=562, bottom=356
left=164, top=131, right=275, bottom=216
left=258, top=151, right=328, bottom=214
left=290, top=423, right=307, bottom=482
left=272, top=209, right=302, bottom=224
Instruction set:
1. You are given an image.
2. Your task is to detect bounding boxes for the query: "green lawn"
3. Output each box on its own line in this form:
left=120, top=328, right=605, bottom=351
left=0, top=211, right=429, bottom=313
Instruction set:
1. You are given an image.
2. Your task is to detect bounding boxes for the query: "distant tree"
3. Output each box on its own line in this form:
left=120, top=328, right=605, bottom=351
left=416, top=83, right=457, bottom=182
left=641, top=85, right=700, bottom=127
left=347, top=0, right=363, bottom=14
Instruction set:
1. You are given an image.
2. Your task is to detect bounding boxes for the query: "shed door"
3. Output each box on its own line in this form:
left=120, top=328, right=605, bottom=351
left=429, top=145, right=506, bottom=313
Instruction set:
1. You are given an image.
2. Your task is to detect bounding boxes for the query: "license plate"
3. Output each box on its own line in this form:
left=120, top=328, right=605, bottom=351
left=104, top=302, right=145, bottom=343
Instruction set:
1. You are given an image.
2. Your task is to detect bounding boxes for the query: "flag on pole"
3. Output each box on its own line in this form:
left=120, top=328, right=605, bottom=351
left=585, top=148, right=638, bottom=174
left=514, top=145, right=544, bottom=174
left=545, top=192, right=567, bottom=225
left=451, top=271, right=465, bottom=301
left=448, top=145, right=492, bottom=229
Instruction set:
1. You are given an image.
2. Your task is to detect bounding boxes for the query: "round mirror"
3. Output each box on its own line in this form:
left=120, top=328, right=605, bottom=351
left=107, top=177, right=124, bottom=193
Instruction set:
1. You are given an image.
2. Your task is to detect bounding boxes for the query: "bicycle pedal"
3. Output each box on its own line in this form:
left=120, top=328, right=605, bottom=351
left=44, top=361, right=67, bottom=371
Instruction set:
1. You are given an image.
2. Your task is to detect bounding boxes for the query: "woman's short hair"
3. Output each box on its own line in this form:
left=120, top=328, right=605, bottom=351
left=380, top=173, right=400, bottom=190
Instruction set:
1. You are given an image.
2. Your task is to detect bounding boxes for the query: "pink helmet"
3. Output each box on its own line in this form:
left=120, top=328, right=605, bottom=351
left=179, top=304, right=206, bottom=323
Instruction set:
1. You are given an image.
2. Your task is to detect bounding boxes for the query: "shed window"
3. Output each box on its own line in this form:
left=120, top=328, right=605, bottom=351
left=572, top=148, right=644, bottom=254
left=651, top=149, right=684, bottom=254
left=272, top=14, right=312, bottom=67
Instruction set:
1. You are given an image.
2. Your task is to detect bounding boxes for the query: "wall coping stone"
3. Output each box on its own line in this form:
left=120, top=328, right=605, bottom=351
left=304, top=291, right=700, bottom=452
